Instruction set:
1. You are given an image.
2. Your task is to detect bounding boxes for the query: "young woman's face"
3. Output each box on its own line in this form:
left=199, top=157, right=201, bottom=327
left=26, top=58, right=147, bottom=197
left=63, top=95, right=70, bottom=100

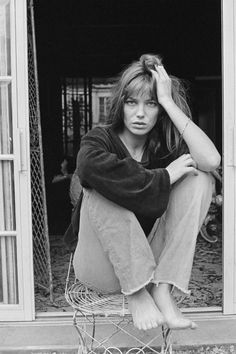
left=123, top=93, right=159, bottom=138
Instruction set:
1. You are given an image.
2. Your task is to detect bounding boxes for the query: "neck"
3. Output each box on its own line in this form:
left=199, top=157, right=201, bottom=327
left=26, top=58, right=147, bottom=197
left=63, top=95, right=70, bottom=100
left=119, top=131, right=147, bottom=151
left=119, top=131, right=147, bottom=161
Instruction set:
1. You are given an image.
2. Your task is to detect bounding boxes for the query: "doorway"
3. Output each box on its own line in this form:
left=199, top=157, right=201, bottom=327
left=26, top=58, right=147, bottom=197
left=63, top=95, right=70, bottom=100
left=33, top=0, right=222, bottom=312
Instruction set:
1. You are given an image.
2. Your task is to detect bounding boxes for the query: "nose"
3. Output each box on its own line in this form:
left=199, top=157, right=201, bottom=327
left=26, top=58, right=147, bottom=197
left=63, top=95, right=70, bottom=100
left=136, top=103, right=145, bottom=118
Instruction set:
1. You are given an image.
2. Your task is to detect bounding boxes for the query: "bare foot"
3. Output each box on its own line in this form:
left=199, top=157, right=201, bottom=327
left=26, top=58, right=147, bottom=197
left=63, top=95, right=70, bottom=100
left=151, top=283, right=198, bottom=330
left=127, top=288, right=164, bottom=331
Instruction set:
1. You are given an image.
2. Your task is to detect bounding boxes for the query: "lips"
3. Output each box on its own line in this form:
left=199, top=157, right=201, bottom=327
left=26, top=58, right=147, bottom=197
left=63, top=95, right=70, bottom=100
left=132, top=122, right=146, bottom=126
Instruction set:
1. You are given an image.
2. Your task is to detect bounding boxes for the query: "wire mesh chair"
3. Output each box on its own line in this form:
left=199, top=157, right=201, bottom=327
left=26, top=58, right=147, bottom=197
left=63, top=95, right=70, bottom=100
left=65, top=253, right=172, bottom=354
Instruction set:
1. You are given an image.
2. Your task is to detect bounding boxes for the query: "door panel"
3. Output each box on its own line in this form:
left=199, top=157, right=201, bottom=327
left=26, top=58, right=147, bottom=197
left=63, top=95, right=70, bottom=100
left=222, top=0, right=236, bottom=314
left=0, top=0, right=34, bottom=320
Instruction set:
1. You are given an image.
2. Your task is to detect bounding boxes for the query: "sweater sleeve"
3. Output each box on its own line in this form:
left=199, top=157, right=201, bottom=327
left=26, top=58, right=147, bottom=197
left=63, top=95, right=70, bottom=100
left=77, top=128, right=171, bottom=218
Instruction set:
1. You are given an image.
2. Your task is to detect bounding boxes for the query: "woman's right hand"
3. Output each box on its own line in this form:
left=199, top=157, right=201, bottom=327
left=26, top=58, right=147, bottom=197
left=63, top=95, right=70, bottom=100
left=166, top=154, right=198, bottom=185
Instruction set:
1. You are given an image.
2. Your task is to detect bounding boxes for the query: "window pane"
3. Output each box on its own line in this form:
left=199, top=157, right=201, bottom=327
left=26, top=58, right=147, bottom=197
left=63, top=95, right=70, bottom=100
left=0, top=160, right=15, bottom=231
left=99, top=96, right=105, bottom=123
left=0, top=0, right=11, bottom=76
left=105, top=96, right=111, bottom=115
left=0, top=81, right=13, bottom=154
left=0, top=236, right=18, bottom=304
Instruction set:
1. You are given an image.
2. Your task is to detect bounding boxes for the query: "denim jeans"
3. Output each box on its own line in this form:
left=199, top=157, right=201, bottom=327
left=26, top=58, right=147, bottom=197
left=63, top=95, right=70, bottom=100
left=73, top=171, right=214, bottom=297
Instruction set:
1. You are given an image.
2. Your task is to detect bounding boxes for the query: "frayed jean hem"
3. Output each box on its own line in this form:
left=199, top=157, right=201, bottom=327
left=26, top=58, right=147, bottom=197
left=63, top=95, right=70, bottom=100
left=121, top=271, right=155, bottom=296
left=152, top=280, right=191, bottom=298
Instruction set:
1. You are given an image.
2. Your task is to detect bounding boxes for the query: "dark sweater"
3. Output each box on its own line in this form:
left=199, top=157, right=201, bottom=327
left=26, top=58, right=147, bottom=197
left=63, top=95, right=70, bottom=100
left=76, top=126, right=172, bottom=235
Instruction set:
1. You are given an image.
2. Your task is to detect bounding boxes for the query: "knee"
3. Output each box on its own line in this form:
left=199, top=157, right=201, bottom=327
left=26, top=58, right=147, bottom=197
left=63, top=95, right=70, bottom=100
left=176, top=171, right=214, bottom=200
left=193, top=170, right=214, bottom=189
left=184, top=170, right=215, bottom=197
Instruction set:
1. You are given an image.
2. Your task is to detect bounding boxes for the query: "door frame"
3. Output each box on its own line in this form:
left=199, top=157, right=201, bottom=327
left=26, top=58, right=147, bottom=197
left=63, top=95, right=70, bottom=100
left=222, top=0, right=236, bottom=314
left=0, top=0, right=34, bottom=321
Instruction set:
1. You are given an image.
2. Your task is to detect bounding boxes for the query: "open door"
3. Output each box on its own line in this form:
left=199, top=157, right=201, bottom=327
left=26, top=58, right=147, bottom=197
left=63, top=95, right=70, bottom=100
left=0, top=0, right=34, bottom=320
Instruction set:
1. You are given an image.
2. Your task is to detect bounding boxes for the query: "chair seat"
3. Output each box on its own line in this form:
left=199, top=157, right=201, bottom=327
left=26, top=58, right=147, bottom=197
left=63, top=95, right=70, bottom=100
left=65, top=280, right=130, bottom=317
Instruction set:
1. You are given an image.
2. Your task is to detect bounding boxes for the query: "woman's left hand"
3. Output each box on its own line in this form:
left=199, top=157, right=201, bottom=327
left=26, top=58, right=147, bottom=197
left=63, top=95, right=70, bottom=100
left=150, top=65, right=173, bottom=106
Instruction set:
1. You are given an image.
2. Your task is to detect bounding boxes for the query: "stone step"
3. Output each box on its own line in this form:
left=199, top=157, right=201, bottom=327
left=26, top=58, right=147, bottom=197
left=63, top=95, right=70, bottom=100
left=0, top=316, right=236, bottom=354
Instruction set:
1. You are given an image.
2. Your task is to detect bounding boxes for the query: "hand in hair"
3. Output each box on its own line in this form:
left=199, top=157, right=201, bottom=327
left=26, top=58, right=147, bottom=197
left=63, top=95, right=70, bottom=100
left=166, top=153, right=198, bottom=185
left=150, top=65, right=173, bottom=107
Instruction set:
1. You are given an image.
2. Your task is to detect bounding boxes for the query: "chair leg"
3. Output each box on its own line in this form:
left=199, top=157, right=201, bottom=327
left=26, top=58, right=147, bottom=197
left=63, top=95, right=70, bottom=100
left=73, top=311, right=88, bottom=354
left=91, top=314, right=96, bottom=351
left=161, top=326, right=172, bottom=354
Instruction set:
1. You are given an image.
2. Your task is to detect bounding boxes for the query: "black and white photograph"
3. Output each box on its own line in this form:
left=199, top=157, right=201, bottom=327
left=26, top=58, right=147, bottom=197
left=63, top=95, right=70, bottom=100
left=0, top=0, right=235, bottom=353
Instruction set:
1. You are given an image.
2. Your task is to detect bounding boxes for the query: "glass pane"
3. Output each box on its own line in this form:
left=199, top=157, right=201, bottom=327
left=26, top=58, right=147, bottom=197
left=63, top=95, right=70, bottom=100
left=0, top=160, right=15, bottom=231
left=0, top=236, right=18, bottom=304
left=0, top=0, right=11, bottom=76
left=0, top=81, right=13, bottom=154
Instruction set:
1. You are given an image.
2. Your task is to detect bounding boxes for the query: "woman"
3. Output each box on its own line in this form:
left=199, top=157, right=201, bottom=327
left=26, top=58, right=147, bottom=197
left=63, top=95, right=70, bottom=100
left=73, top=54, right=221, bottom=331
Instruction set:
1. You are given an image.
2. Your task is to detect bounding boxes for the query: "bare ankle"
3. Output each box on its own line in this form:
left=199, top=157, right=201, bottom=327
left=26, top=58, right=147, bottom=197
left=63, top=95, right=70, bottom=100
left=127, top=287, right=146, bottom=299
left=152, top=282, right=172, bottom=298
left=127, top=286, right=164, bottom=330
left=158, top=282, right=172, bottom=292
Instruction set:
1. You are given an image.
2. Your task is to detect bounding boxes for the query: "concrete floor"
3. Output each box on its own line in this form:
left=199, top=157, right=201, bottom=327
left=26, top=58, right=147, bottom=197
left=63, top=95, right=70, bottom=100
left=0, top=312, right=236, bottom=353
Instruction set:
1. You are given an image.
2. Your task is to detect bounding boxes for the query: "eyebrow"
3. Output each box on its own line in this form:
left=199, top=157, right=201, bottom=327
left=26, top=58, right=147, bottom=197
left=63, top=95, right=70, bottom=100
left=125, top=96, right=137, bottom=101
left=126, top=96, right=156, bottom=101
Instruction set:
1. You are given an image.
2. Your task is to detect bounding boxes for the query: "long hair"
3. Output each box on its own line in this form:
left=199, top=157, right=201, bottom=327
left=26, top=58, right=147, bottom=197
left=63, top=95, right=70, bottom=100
left=106, top=54, right=191, bottom=159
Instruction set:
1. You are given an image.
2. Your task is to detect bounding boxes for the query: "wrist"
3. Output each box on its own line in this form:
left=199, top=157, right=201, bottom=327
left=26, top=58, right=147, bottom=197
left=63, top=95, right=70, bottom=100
left=159, top=97, right=175, bottom=109
left=165, top=167, right=173, bottom=185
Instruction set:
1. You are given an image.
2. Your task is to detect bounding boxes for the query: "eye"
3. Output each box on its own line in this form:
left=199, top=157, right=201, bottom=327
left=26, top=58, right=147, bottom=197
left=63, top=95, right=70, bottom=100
left=125, top=99, right=136, bottom=106
left=146, top=100, right=157, bottom=107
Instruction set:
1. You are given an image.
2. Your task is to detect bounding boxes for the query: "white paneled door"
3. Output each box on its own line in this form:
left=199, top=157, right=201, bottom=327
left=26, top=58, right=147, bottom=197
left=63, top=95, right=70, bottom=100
left=0, top=0, right=34, bottom=320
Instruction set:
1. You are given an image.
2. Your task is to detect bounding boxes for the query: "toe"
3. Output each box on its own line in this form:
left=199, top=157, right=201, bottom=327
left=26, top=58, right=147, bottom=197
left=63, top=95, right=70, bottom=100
left=146, top=321, right=153, bottom=330
left=151, top=320, right=158, bottom=328
left=141, top=323, right=147, bottom=331
left=158, top=315, right=165, bottom=326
